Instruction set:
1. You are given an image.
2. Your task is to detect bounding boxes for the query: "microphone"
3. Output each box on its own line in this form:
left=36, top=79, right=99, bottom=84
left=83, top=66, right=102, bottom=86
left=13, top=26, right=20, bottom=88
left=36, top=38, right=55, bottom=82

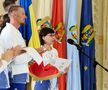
left=67, top=39, right=82, bottom=50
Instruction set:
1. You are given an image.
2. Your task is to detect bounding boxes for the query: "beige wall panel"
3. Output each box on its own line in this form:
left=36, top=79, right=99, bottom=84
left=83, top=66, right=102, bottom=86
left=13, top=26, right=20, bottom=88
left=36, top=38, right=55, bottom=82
left=0, top=0, right=5, bottom=15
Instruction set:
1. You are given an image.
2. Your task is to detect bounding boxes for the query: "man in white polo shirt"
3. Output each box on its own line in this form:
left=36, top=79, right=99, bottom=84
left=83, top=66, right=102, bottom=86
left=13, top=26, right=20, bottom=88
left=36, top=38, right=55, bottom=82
left=0, top=5, right=43, bottom=90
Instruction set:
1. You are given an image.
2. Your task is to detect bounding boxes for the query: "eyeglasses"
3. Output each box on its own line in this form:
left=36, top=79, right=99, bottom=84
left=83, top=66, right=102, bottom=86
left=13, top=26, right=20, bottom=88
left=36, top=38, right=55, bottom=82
left=47, top=34, right=55, bottom=37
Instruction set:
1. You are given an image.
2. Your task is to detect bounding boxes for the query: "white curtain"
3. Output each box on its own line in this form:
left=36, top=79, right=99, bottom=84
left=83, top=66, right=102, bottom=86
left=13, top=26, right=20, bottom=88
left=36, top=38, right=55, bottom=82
left=93, top=0, right=108, bottom=90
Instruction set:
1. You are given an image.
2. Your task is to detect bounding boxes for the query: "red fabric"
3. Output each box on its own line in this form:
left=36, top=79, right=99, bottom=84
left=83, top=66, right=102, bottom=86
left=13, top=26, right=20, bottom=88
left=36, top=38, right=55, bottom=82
left=29, top=62, right=59, bottom=77
left=51, top=0, right=66, bottom=90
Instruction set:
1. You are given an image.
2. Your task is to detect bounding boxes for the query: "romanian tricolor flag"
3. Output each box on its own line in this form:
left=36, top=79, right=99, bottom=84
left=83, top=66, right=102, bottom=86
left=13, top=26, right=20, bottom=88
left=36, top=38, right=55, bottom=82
left=19, top=0, right=41, bottom=90
left=19, top=0, right=40, bottom=48
left=51, top=0, right=66, bottom=90
left=80, top=0, right=96, bottom=90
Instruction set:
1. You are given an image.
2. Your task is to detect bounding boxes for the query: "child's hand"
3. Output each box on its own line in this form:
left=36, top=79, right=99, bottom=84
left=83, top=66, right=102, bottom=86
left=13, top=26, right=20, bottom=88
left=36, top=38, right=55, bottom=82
left=49, top=61, right=55, bottom=65
left=64, top=66, right=70, bottom=73
left=43, top=44, right=52, bottom=51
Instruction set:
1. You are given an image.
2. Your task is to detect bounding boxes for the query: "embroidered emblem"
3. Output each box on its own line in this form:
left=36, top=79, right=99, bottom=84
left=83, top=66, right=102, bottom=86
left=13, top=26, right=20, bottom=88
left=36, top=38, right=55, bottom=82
left=54, top=22, right=65, bottom=42
left=69, top=25, right=78, bottom=43
left=36, top=16, right=52, bottom=30
left=81, top=24, right=95, bottom=46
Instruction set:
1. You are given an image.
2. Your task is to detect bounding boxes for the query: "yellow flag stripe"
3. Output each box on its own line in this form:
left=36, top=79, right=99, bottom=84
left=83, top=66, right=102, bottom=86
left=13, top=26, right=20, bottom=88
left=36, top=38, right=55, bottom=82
left=28, top=4, right=40, bottom=48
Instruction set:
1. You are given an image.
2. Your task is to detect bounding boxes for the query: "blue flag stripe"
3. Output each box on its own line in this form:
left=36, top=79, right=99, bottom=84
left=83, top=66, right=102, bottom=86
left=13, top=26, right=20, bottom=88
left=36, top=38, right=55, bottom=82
left=19, top=0, right=32, bottom=45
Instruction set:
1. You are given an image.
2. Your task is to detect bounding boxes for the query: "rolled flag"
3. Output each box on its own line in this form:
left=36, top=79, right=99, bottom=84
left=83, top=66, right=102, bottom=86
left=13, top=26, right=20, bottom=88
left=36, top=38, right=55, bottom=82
left=29, top=57, right=70, bottom=80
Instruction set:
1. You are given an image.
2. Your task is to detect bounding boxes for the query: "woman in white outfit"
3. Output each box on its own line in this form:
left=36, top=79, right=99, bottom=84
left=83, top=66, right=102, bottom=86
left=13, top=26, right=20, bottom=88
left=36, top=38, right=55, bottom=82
left=34, top=27, right=59, bottom=90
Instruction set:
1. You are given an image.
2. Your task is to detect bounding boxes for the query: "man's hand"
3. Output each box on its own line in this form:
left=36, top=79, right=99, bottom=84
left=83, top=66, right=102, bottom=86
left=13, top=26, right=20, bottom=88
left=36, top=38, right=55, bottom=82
left=1, top=45, right=27, bottom=63
left=1, top=48, right=14, bottom=62
left=13, top=45, right=26, bottom=56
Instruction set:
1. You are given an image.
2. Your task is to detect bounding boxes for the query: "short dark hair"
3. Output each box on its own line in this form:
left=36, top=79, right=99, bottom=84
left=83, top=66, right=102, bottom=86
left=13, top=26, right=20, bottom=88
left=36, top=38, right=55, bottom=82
left=8, top=5, right=23, bottom=15
left=0, top=14, right=10, bottom=32
left=3, top=14, right=10, bottom=23
left=39, top=27, right=55, bottom=45
left=3, top=0, right=16, bottom=9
